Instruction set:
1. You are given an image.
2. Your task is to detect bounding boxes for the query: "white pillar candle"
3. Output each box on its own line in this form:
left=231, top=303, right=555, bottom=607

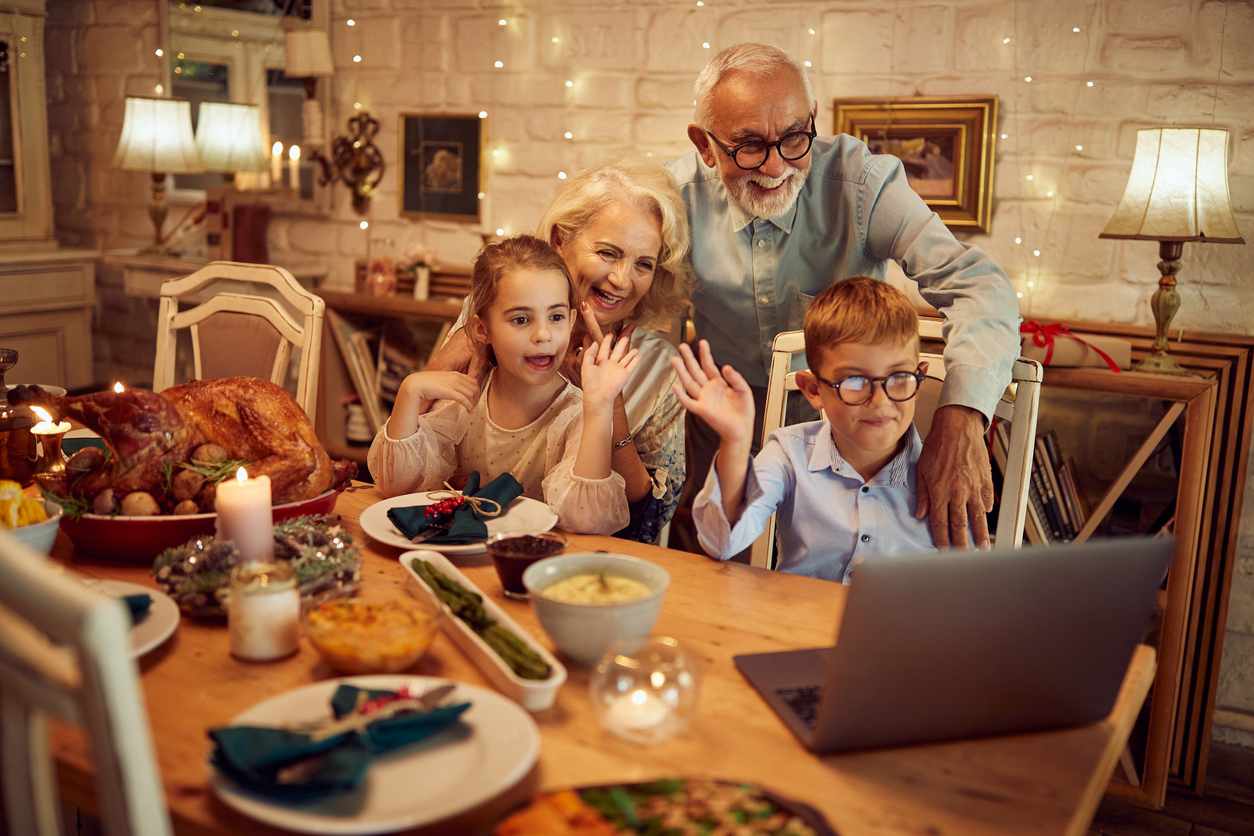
left=604, top=690, right=670, bottom=733
left=288, top=144, right=300, bottom=190
left=215, top=468, right=274, bottom=562
left=228, top=562, right=300, bottom=661
left=270, top=140, right=283, bottom=186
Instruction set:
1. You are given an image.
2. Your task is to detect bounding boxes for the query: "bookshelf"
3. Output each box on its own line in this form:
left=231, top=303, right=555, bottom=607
left=314, top=289, right=465, bottom=465
left=925, top=316, right=1254, bottom=809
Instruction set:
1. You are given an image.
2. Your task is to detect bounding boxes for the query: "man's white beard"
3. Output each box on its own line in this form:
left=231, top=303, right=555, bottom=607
left=727, top=165, right=808, bottom=219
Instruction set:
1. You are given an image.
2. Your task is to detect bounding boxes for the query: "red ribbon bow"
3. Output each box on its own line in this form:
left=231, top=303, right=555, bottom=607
left=1021, top=321, right=1121, bottom=373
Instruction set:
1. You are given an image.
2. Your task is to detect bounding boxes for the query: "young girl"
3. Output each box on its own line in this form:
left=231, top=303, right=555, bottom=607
left=367, top=235, right=640, bottom=535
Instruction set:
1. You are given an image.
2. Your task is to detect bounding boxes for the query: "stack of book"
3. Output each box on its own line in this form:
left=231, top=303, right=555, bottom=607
left=992, top=424, right=1090, bottom=545
left=326, top=311, right=453, bottom=434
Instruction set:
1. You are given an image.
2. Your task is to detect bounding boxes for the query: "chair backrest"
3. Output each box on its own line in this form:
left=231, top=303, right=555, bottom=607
left=749, top=325, right=1042, bottom=569
left=0, top=530, right=172, bottom=836
left=153, top=261, right=325, bottom=419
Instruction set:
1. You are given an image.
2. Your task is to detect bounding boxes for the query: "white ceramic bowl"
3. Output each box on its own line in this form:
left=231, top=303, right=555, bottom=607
left=6, top=499, right=63, bottom=555
left=523, top=553, right=669, bottom=666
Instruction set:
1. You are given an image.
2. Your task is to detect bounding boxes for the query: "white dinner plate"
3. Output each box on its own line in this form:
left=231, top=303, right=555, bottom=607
left=85, top=580, right=180, bottom=657
left=359, top=491, right=559, bottom=554
left=208, top=675, right=540, bottom=835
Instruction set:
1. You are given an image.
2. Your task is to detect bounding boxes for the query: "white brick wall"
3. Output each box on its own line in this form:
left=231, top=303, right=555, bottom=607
left=44, top=0, right=1254, bottom=745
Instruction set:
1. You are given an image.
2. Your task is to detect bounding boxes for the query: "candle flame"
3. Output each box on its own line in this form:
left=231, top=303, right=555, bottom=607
left=113, top=382, right=125, bottom=393
left=272, top=140, right=283, bottom=157
left=631, top=690, right=647, bottom=705
left=236, top=467, right=248, bottom=483
left=32, top=406, right=53, bottom=422
left=289, top=144, right=300, bottom=161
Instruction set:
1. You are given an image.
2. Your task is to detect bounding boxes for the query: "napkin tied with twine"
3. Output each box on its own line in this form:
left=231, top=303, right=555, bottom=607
left=209, top=684, right=470, bottom=801
left=387, top=471, right=524, bottom=545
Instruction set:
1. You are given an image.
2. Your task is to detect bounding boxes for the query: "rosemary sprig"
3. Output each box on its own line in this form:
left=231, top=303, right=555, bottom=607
left=162, top=460, right=175, bottom=495
left=180, top=458, right=251, bottom=485
left=38, top=485, right=96, bottom=521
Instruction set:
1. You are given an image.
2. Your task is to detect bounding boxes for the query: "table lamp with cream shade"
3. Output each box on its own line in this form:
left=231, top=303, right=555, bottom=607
left=1100, top=127, right=1245, bottom=375
left=194, top=102, right=269, bottom=183
left=284, top=28, right=334, bottom=151
left=112, top=96, right=204, bottom=255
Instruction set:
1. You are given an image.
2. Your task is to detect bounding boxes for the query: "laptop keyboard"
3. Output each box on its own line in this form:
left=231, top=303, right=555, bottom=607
left=776, top=685, right=824, bottom=729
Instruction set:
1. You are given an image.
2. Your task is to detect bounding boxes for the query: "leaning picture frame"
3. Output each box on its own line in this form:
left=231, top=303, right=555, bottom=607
left=833, top=96, right=998, bottom=234
left=399, top=112, right=485, bottom=223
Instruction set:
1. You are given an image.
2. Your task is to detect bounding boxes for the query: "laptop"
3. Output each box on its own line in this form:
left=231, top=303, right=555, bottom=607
left=734, top=536, right=1172, bottom=753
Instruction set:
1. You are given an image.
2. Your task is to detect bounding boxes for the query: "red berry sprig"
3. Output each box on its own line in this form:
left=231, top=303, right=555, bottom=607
left=422, top=495, right=467, bottom=520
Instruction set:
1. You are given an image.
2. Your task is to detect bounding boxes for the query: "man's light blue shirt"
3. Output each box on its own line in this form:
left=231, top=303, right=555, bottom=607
left=693, top=422, right=965, bottom=582
left=664, top=134, right=1021, bottom=422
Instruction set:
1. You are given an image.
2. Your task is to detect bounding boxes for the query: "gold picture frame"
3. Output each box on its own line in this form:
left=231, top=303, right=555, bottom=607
left=834, top=96, right=998, bottom=234
left=399, top=112, right=486, bottom=223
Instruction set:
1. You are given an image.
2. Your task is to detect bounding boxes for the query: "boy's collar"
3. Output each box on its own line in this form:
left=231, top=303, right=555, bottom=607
left=811, top=423, right=921, bottom=487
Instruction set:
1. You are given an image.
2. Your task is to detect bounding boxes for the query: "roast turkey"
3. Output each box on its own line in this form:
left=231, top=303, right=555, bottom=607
left=10, top=377, right=356, bottom=509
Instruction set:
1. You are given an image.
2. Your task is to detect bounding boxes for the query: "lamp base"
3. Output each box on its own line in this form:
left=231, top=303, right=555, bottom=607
left=1134, top=351, right=1199, bottom=376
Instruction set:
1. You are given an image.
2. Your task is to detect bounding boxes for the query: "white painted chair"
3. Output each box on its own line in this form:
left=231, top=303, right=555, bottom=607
left=749, top=322, right=1043, bottom=569
left=153, top=261, right=325, bottom=419
left=0, top=529, right=172, bottom=836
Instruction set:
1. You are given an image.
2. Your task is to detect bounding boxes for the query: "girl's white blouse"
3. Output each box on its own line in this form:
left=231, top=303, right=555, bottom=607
left=367, top=371, right=629, bottom=535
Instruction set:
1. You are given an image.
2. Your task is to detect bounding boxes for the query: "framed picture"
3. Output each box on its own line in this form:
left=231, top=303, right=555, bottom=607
left=833, top=96, right=998, bottom=233
left=399, top=113, right=485, bottom=223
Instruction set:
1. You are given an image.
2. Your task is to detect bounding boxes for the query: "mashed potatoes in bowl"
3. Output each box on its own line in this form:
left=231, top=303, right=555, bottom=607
left=523, top=554, right=669, bottom=666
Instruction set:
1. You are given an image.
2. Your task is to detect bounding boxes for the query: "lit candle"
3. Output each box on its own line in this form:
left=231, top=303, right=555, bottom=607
left=270, top=140, right=283, bottom=186
left=113, top=381, right=125, bottom=393
left=288, top=144, right=300, bottom=191
left=29, top=406, right=71, bottom=436
left=215, top=467, right=274, bottom=562
left=604, top=690, right=670, bottom=733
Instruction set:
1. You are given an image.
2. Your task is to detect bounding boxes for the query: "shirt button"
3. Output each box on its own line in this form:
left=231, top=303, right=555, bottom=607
left=860, top=534, right=870, bottom=543
left=757, top=239, right=767, bottom=248
left=861, top=486, right=869, bottom=493
left=758, top=294, right=769, bottom=304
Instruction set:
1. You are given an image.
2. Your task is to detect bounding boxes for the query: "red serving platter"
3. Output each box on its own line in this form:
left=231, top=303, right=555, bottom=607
left=59, top=489, right=341, bottom=562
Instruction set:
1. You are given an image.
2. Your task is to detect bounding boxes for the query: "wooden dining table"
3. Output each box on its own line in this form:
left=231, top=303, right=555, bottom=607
left=47, top=484, right=1156, bottom=836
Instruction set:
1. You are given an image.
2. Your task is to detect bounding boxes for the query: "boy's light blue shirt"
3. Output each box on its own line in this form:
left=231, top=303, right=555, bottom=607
left=693, top=421, right=966, bottom=582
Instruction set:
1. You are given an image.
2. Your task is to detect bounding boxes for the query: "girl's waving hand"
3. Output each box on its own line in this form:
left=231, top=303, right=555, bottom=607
left=580, top=331, right=640, bottom=412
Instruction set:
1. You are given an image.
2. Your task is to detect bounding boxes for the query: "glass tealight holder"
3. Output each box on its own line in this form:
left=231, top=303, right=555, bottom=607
left=589, top=635, right=700, bottom=745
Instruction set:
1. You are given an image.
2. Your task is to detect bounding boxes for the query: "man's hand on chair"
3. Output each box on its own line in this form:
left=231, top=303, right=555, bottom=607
left=916, top=404, right=993, bottom=551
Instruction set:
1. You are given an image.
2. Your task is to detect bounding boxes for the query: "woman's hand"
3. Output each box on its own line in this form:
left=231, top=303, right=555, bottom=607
left=671, top=340, right=755, bottom=445
left=580, top=331, right=640, bottom=412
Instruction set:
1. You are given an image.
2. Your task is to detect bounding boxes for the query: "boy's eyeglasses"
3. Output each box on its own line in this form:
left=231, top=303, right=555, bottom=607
left=814, top=369, right=928, bottom=406
left=704, top=115, right=817, bottom=171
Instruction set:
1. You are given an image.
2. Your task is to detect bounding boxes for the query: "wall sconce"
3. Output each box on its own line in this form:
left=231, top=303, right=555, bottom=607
left=309, top=112, right=385, bottom=216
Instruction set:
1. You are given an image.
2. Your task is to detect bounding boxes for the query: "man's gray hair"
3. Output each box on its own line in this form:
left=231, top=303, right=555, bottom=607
left=693, top=43, right=814, bottom=129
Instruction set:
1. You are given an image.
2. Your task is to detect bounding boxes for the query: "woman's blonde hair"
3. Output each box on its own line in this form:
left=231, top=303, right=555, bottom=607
left=469, top=235, right=577, bottom=361
left=537, top=156, right=691, bottom=330
left=803, top=277, right=919, bottom=371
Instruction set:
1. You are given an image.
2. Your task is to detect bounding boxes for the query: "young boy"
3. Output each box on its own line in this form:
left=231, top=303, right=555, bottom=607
left=673, top=277, right=960, bottom=582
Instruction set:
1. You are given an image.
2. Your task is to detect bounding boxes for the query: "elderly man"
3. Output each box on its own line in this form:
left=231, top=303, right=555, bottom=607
left=665, top=43, right=1020, bottom=550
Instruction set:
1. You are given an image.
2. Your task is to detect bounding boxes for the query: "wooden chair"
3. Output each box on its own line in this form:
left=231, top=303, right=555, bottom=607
left=749, top=322, right=1042, bottom=569
left=0, top=529, right=172, bottom=836
left=153, top=261, right=325, bottom=419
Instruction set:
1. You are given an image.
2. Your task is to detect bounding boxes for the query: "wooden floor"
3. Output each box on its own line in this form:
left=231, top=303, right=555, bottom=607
left=1089, top=743, right=1254, bottom=836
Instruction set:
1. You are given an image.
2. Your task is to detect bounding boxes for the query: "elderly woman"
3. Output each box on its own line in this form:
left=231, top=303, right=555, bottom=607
left=430, top=157, right=691, bottom=544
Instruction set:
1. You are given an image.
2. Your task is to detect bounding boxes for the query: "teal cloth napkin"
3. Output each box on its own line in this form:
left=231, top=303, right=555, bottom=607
left=387, top=471, right=524, bottom=545
left=122, top=594, right=152, bottom=624
left=209, top=684, right=470, bottom=802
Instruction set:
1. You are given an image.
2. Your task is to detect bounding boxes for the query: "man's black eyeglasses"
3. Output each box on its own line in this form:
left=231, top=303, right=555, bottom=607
left=704, top=114, right=817, bottom=171
left=814, top=369, right=927, bottom=406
